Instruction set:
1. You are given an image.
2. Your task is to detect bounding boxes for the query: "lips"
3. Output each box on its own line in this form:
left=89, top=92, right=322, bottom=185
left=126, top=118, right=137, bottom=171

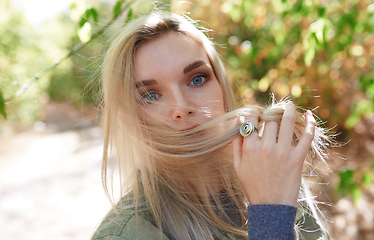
left=181, top=124, right=200, bottom=131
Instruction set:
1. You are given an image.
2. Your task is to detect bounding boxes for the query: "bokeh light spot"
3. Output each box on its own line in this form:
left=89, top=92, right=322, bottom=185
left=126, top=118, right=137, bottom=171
left=228, top=36, right=238, bottom=45
left=355, top=57, right=366, bottom=68
left=291, top=85, right=302, bottom=98
left=350, top=45, right=363, bottom=57
left=268, top=69, right=278, bottom=78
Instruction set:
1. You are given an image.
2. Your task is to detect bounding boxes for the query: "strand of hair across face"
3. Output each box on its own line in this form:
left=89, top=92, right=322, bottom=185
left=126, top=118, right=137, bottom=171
left=142, top=101, right=332, bottom=168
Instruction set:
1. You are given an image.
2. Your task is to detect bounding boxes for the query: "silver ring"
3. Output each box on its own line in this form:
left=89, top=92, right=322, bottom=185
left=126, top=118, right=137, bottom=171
left=240, top=120, right=258, bottom=137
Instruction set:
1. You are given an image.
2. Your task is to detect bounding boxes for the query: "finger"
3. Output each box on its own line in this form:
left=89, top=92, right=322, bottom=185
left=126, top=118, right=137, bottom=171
left=261, top=121, right=278, bottom=143
left=232, top=135, right=243, bottom=170
left=278, top=101, right=296, bottom=146
left=295, top=110, right=316, bottom=160
left=242, top=112, right=260, bottom=141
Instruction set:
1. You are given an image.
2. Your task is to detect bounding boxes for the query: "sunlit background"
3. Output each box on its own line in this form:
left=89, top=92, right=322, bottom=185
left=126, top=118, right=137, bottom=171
left=1, top=0, right=374, bottom=239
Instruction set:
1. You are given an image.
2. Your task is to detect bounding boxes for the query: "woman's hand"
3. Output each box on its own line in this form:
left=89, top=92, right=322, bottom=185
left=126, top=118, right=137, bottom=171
left=232, top=102, right=316, bottom=207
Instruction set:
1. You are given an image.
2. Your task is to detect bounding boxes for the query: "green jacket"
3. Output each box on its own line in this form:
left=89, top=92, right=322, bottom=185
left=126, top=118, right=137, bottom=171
left=91, top=207, right=169, bottom=240
left=91, top=192, right=326, bottom=240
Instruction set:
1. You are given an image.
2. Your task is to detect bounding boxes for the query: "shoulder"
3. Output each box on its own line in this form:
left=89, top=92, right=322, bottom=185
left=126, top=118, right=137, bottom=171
left=91, top=203, right=169, bottom=240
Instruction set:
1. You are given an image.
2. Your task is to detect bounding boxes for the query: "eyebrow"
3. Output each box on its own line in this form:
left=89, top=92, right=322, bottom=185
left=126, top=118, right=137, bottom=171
left=183, top=60, right=207, bottom=74
left=135, top=79, right=157, bottom=89
left=135, top=60, right=209, bottom=89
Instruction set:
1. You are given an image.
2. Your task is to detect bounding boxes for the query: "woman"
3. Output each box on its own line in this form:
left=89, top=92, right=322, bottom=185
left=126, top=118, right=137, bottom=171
left=92, top=12, right=330, bottom=240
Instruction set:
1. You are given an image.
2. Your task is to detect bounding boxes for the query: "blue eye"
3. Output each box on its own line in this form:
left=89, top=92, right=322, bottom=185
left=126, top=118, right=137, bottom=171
left=140, top=92, right=160, bottom=104
left=189, top=75, right=207, bottom=86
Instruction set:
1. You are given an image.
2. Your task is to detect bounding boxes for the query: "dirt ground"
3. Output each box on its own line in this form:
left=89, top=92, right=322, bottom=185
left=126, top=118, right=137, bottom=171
left=0, top=102, right=111, bottom=240
left=1, top=101, right=373, bottom=240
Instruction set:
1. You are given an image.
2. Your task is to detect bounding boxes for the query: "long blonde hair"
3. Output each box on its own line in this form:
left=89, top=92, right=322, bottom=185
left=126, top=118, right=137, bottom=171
left=100, top=12, right=331, bottom=239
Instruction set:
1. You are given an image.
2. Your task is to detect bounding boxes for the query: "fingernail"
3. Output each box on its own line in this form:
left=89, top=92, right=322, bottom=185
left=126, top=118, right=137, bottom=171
left=306, top=110, right=312, bottom=115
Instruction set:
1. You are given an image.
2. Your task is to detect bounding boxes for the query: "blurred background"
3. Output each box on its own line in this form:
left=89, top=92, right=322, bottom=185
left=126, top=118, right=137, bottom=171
left=0, top=0, right=373, bottom=239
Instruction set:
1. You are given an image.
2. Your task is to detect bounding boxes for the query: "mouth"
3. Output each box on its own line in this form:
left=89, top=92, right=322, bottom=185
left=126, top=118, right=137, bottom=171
left=181, top=124, right=200, bottom=131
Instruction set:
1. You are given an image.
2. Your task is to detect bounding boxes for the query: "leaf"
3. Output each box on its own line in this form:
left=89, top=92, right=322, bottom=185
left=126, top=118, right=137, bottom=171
left=345, top=113, right=360, bottom=129
left=0, top=90, right=7, bottom=119
left=79, top=8, right=98, bottom=28
left=125, top=9, right=133, bottom=24
left=361, top=172, right=374, bottom=189
left=351, top=185, right=362, bottom=205
left=337, top=168, right=355, bottom=187
left=336, top=168, right=356, bottom=194
left=304, top=48, right=315, bottom=67
left=79, top=9, right=90, bottom=28
left=90, top=8, right=98, bottom=23
left=317, top=7, right=326, bottom=17
left=79, top=15, right=88, bottom=29
left=336, top=168, right=363, bottom=204
left=310, top=19, right=326, bottom=45
left=78, top=22, right=92, bottom=43
left=113, top=1, right=123, bottom=19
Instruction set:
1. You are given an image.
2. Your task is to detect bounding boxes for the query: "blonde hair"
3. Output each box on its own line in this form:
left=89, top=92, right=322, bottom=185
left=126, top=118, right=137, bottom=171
left=101, top=12, right=331, bottom=239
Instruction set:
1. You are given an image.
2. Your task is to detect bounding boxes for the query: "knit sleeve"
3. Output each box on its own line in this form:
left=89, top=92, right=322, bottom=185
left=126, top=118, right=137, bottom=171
left=247, top=204, right=297, bottom=240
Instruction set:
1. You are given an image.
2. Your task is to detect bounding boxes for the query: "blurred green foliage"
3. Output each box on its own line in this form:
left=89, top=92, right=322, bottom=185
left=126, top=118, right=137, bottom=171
left=178, top=0, right=374, bottom=136
left=0, top=0, right=49, bottom=125
left=1, top=0, right=374, bottom=204
left=0, top=90, right=6, bottom=119
left=336, top=163, right=374, bottom=204
left=336, top=168, right=362, bottom=204
left=0, top=0, right=161, bottom=128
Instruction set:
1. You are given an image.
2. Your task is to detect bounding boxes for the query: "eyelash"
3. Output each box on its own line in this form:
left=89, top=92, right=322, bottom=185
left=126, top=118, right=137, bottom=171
left=139, top=73, right=210, bottom=104
left=188, top=74, right=209, bottom=86
left=139, top=91, right=160, bottom=105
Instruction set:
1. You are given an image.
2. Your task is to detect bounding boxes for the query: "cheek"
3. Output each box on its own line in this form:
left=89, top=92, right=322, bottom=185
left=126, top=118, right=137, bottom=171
left=138, top=107, right=164, bottom=126
left=204, top=83, right=225, bottom=112
left=194, top=91, right=225, bottom=120
left=137, top=107, right=148, bottom=124
left=138, top=104, right=175, bottom=129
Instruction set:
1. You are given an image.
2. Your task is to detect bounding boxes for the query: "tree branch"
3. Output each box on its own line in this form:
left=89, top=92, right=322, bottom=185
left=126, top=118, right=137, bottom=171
left=1, top=0, right=135, bottom=103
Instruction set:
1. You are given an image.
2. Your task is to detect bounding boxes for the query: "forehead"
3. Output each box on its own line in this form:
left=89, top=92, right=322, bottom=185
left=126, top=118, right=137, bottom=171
left=134, top=32, right=209, bottom=79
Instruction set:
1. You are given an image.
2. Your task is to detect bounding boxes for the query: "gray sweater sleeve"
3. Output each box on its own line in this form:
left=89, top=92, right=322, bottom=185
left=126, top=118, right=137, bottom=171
left=247, top=205, right=297, bottom=240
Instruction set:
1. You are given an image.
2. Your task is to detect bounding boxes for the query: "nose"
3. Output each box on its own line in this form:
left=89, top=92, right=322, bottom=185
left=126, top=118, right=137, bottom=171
left=171, top=90, right=196, bottom=120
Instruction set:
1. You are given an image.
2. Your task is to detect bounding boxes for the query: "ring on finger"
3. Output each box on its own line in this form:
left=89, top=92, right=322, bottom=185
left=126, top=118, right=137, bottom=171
left=240, top=120, right=259, bottom=137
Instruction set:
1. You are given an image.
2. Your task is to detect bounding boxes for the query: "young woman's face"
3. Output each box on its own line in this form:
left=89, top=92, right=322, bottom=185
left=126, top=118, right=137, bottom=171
left=134, top=32, right=225, bottom=131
